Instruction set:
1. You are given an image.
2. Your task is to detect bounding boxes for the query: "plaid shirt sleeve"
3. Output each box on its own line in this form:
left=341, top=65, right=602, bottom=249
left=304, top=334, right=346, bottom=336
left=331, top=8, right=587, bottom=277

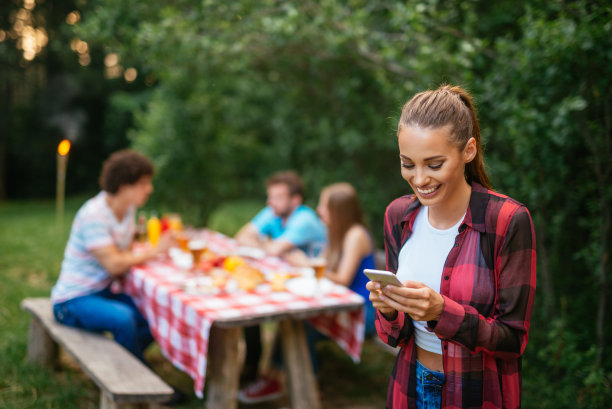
left=433, top=203, right=536, bottom=358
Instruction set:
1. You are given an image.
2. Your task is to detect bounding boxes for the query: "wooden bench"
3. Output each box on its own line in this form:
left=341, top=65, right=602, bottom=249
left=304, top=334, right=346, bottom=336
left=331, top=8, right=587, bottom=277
left=21, top=297, right=174, bottom=409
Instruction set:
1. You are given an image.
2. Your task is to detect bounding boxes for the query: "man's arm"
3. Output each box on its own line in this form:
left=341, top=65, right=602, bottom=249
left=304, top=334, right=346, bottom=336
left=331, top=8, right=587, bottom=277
left=262, top=239, right=295, bottom=257
left=235, top=223, right=263, bottom=247
left=235, top=222, right=296, bottom=257
left=90, top=232, right=173, bottom=277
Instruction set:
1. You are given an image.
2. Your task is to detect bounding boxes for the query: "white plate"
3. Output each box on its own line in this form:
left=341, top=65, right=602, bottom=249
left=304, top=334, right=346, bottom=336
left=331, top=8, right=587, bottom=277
left=169, top=247, right=193, bottom=269
left=285, top=277, right=334, bottom=297
left=236, top=246, right=266, bottom=259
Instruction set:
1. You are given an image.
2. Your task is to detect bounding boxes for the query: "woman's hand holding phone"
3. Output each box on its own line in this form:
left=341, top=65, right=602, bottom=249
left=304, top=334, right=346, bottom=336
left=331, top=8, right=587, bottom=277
left=364, top=269, right=401, bottom=317
left=363, top=269, right=444, bottom=322
left=380, top=281, right=444, bottom=322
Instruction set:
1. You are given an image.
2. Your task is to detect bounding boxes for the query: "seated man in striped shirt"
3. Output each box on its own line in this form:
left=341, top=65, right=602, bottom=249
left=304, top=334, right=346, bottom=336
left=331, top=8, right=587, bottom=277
left=51, top=150, right=173, bottom=362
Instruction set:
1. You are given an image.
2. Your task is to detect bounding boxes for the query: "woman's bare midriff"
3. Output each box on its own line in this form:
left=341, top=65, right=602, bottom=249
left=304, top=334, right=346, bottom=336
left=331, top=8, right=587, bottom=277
left=416, top=346, right=444, bottom=372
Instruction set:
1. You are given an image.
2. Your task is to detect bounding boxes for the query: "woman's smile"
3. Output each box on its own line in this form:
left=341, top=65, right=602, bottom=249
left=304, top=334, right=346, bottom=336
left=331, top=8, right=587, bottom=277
left=415, top=184, right=441, bottom=197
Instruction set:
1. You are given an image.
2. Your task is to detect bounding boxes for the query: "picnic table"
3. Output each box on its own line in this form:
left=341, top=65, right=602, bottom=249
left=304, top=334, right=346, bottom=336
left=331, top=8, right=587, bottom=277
left=123, top=229, right=366, bottom=409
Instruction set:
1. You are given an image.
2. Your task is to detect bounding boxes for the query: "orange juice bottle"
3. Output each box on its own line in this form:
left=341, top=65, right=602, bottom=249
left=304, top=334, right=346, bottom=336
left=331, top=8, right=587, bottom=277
left=147, top=212, right=161, bottom=247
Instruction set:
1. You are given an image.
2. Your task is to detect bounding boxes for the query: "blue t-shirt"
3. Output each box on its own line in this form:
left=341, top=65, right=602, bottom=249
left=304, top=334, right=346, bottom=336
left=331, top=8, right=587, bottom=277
left=251, top=205, right=327, bottom=252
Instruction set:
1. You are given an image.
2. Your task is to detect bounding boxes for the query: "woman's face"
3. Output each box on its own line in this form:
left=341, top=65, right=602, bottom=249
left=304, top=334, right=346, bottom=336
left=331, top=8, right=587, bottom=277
left=398, top=125, right=475, bottom=209
left=316, top=190, right=331, bottom=226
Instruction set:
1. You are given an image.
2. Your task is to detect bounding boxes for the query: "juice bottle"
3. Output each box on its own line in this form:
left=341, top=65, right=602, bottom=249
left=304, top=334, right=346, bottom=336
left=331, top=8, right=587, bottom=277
left=136, top=211, right=147, bottom=243
left=147, top=212, right=161, bottom=247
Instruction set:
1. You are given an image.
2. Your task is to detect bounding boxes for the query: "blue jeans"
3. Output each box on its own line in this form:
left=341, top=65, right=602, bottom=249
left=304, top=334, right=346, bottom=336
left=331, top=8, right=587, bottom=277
left=416, top=360, right=445, bottom=409
left=53, top=288, right=153, bottom=362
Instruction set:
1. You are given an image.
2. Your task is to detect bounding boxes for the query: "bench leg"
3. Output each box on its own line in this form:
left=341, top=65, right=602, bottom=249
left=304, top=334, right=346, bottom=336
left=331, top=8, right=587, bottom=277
left=280, top=319, right=321, bottom=409
left=205, top=326, right=241, bottom=409
left=27, top=317, right=58, bottom=367
left=100, top=391, right=149, bottom=409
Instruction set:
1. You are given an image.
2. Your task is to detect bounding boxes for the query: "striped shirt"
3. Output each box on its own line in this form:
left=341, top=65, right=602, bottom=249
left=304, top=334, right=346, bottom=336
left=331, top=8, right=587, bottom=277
left=51, top=191, right=135, bottom=304
left=376, top=182, right=536, bottom=409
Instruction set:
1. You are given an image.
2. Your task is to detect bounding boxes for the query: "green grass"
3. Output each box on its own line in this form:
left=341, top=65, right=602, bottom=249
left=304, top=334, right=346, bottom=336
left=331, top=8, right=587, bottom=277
left=0, top=196, right=99, bottom=409
left=0, top=196, right=395, bottom=409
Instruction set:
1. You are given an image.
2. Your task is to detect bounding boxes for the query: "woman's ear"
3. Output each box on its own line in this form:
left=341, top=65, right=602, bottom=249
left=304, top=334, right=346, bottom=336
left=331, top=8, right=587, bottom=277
left=463, top=137, right=477, bottom=163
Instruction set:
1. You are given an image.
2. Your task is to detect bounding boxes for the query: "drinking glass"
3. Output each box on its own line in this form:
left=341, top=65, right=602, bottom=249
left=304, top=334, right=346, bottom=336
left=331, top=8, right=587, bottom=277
left=307, top=242, right=327, bottom=296
left=188, top=238, right=208, bottom=271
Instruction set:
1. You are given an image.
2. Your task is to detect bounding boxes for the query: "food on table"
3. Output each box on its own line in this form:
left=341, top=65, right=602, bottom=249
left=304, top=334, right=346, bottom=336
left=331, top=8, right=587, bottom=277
left=211, top=270, right=229, bottom=289
left=223, top=255, right=246, bottom=272
left=232, top=264, right=264, bottom=291
left=270, top=272, right=291, bottom=292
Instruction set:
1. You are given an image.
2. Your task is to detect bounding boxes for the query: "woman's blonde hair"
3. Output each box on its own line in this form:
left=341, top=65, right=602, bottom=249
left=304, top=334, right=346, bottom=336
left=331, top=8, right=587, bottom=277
left=398, top=84, right=491, bottom=189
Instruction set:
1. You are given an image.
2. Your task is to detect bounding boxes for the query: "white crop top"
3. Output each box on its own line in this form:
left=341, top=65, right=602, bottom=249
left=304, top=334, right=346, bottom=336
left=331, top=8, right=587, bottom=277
left=396, top=206, right=463, bottom=355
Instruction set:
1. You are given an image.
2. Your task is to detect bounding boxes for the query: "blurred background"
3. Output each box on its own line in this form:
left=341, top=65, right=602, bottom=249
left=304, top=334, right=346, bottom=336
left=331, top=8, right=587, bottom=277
left=1, top=0, right=610, bottom=408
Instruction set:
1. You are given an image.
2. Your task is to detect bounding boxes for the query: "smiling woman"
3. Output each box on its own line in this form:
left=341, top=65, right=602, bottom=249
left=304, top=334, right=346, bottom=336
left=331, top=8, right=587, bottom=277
left=367, top=84, right=536, bottom=409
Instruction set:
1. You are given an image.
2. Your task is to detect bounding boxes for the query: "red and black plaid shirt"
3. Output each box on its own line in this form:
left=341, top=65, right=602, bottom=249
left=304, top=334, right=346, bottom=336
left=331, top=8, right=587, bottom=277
left=376, top=182, right=536, bottom=409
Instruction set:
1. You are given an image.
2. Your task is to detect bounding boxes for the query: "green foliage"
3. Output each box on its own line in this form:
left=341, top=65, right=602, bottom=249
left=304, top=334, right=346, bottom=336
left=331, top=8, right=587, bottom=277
left=77, top=0, right=509, bottom=231
left=3, top=0, right=610, bottom=406
left=525, top=300, right=612, bottom=408
left=206, top=200, right=262, bottom=237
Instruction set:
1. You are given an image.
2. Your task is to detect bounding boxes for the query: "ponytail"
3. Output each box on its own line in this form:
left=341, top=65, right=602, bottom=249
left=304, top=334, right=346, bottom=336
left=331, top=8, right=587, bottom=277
left=398, top=84, right=492, bottom=190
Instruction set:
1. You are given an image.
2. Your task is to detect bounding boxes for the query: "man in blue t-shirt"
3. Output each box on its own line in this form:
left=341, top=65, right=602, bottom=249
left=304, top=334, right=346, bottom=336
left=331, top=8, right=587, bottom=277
left=236, top=170, right=326, bottom=256
left=235, top=171, right=326, bottom=402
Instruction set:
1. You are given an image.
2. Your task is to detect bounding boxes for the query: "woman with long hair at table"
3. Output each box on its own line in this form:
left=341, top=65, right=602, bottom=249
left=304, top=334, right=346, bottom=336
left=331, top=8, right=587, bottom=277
left=315, top=182, right=377, bottom=336
left=238, top=182, right=376, bottom=404
left=299, top=182, right=378, bottom=373
left=366, top=84, right=536, bottom=408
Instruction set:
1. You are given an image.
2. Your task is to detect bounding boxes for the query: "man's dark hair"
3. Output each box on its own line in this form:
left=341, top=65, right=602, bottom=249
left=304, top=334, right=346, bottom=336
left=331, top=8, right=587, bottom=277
left=98, top=150, right=154, bottom=194
left=266, top=170, right=304, bottom=198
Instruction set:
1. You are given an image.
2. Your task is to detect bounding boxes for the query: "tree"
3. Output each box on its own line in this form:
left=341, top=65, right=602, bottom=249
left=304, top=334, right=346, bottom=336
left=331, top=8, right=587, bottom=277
left=0, top=0, right=135, bottom=200
left=479, top=2, right=611, bottom=406
left=72, top=1, right=611, bottom=407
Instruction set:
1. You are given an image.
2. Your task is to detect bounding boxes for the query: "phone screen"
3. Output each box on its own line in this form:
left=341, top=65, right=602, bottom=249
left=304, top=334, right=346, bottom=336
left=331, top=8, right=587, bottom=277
left=363, top=269, right=402, bottom=287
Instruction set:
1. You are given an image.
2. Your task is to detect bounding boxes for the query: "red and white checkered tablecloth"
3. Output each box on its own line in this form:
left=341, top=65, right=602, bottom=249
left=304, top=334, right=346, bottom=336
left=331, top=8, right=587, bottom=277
left=124, top=230, right=365, bottom=398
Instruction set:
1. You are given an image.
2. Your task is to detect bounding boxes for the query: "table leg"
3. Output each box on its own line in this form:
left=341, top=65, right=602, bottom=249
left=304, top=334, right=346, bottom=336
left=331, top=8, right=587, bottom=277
left=279, top=319, right=321, bottom=409
left=205, top=326, right=241, bottom=409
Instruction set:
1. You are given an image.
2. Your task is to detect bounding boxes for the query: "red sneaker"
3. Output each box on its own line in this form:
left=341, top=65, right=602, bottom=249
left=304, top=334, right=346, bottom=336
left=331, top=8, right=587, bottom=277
left=237, top=376, right=283, bottom=404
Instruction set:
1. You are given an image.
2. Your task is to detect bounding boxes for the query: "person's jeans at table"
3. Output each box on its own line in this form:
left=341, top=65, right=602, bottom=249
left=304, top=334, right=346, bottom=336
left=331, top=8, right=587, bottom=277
left=53, top=287, right=154, bottom=362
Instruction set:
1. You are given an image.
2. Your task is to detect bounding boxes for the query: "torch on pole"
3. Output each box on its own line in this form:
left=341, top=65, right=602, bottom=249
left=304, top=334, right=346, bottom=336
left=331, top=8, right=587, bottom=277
left=56, top=139, right=71, bottom=231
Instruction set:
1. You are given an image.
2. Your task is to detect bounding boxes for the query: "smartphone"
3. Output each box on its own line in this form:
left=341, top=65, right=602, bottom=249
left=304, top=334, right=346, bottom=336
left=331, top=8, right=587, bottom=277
left=363, top=269, right=403, bottom=287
